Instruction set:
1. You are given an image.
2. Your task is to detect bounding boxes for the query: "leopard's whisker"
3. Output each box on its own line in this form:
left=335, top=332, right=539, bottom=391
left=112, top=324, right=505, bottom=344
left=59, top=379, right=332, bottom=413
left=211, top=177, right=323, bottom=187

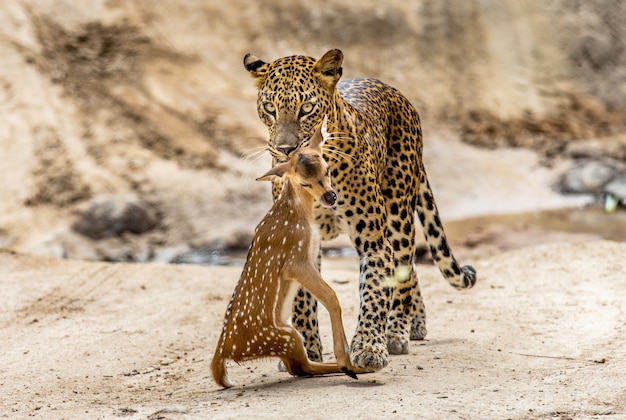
left=242, top=146, right=269, bottom=163
left=324, top=127, right=351, bottom=137
left=321, top=151, right=342, bottom=163
left=322, top=145, right=353, bottom=162
left=336, top=150, right=354, bottom=160
left=328, top=133, right=352, bottom=140
left=325, top=119, right=346, bottom=132
left=266, top=144, right=288, bottom=162
left=325, top=135, right=353, bottom=143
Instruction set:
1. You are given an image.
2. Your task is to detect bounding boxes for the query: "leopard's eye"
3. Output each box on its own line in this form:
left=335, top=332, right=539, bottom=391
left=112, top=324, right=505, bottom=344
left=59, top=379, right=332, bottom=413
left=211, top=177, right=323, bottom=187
left=298, top=102, right=315, bottom=118
left=263, top=102, right=276, bottom=115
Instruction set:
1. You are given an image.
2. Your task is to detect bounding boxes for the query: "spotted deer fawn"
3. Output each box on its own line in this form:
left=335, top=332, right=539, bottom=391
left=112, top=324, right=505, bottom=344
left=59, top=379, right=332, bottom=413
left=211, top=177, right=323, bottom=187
left=211, top=121, right=360, bottom=388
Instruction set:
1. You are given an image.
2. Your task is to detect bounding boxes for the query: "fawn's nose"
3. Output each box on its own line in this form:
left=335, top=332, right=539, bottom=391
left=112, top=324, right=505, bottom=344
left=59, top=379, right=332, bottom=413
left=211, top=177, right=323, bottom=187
left=321, top=191, right=337, bottom=208
left=276, top=145, right=297, bottom=157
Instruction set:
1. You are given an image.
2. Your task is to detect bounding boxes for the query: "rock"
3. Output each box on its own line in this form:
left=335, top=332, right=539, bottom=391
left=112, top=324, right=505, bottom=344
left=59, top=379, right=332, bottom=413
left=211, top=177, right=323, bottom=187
left=72, top=194, right=158, bottom=240
left=558, top=160, right=620, bottom=194
left=53, top=229, right=102, bottom=261
left=95, top=237, right=153, bottom=263
left=23, top=228, right=100, bottom=260
left=604, top=174, right=626, bottom=199
left=23, top=237, right=66, bottom=260
left=603, top=174, right=626, bottom=213
left=152, top=244, right=192, bottom=264
left=171, top=244, right=241, bottom=266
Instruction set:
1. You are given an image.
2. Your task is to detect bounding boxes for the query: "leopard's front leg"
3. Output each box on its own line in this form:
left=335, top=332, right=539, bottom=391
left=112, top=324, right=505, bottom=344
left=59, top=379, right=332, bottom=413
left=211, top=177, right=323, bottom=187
left=349, top=237, right=395, bottom=371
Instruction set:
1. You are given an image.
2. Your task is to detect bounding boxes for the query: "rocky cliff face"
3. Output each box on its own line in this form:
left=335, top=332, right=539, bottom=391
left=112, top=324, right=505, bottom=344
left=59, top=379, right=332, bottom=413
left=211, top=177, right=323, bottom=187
left=0, top=0, right=624, bottom=259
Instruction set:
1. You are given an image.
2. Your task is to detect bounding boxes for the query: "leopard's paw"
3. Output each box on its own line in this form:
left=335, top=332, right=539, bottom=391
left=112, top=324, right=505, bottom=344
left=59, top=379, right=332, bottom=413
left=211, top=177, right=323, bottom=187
left=350, top=334, right=389, bottom=372
left=386, top=333, right=410, bottom=354
left=410, top=316, right=428, bottom=340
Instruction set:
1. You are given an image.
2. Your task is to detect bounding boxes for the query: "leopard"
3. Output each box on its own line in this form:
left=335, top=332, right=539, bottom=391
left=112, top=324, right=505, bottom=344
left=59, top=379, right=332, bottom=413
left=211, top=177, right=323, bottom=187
left=243, top=48, right=476, bottom=372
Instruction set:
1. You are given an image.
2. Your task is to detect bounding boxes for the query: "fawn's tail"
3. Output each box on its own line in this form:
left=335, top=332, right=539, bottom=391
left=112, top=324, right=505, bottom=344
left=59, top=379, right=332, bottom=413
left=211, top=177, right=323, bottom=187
left=211, top=347, right=234, bottom=389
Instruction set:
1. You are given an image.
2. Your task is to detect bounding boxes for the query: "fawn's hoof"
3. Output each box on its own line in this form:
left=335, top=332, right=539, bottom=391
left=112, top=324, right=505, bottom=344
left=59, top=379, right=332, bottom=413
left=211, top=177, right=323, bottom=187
left=341, top=366, right=358, bottom=380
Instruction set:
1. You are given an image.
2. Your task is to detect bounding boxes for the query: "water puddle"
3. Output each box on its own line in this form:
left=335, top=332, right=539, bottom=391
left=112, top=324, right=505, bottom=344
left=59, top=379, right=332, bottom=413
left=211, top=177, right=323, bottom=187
left=444, top=206, right=626, bottom=243
left=189, top=206, right=625, bottom=267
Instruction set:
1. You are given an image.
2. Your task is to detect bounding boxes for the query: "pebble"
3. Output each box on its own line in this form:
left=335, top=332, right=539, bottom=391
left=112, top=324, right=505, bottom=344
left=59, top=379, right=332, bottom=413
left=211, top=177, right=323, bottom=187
left=558, top=160, right=621, bottom=194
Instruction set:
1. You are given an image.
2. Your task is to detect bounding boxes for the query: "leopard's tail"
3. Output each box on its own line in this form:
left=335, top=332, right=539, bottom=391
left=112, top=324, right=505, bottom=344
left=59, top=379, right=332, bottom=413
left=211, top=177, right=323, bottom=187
left=416, top=163, right=476, bottom=289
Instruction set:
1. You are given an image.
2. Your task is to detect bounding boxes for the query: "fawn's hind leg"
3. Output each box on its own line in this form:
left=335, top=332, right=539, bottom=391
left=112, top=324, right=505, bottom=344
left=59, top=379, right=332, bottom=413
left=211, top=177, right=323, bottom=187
left=276, top=326, right=357, bottom=378
left=283, top=264, right=368, bottom=375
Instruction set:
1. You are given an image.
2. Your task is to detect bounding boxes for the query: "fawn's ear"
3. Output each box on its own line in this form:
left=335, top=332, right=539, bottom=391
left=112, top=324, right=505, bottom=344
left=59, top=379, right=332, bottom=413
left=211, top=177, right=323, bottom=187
left=313, top=49, right=343, bottom=92
left=256, top=161, right=291, bottom=182
left=244, top=53, right=270, bottom=88
left=310, top=116, right=328, bottom=150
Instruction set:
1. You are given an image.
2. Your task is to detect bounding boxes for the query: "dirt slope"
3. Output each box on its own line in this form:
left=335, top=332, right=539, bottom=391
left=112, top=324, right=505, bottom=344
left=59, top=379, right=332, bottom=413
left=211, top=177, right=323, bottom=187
left=2, top=240, right=625, bottom=419
left=1, top=0, right=625, bottom=259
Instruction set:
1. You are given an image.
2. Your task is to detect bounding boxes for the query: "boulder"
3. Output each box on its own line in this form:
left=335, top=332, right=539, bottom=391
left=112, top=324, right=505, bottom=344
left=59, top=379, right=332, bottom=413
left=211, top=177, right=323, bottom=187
left=72, top=194, right=158, bottom=240
left=558, top=160, right=620, bottom=194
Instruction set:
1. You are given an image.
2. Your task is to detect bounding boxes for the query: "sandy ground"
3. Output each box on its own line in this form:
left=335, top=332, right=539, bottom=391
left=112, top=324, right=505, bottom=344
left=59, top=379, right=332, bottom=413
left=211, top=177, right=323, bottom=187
left=2, top=240, right=625, bottom=419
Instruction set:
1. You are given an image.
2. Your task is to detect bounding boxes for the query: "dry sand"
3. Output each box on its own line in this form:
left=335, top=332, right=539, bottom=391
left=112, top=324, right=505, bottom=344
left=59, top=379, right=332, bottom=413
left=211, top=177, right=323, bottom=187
left=2, top=240, right=625, bottom=419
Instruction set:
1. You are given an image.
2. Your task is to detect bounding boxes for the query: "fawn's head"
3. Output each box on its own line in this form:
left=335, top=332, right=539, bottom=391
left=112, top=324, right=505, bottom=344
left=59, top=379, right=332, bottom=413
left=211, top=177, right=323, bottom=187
left=257, top=118, right=336, bottom=208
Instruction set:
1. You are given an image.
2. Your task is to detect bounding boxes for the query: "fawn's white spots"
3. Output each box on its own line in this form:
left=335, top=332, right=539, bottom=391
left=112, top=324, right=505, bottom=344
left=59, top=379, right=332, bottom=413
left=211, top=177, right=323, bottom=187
left=212, top=134, right=339, bottom=387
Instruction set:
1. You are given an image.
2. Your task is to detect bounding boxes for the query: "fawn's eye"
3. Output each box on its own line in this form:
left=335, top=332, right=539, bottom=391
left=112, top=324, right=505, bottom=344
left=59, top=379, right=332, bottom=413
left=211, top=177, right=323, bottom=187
left=300, top=183, right=312, bottom=188
left=298, top=102, right=315, bottom=118
left=263, top=102, right=276, bottom=115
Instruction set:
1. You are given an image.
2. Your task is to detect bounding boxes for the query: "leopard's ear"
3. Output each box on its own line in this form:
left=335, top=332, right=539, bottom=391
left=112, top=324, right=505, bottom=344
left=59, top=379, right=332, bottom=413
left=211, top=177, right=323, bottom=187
left=313, top=49, right=343, bottom=92
left=244, top=53, right=269, bottom=88
left=256, top=161, right=291, bottom=182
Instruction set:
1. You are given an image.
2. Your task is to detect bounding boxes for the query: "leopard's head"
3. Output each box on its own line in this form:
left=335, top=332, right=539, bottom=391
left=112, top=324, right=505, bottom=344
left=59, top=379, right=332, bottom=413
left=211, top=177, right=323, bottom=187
left=243, top=49, right=343, bottom=162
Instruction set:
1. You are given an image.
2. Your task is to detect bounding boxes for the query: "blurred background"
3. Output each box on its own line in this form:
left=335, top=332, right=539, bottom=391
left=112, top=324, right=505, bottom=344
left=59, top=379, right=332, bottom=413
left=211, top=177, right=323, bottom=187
left=1, top=0, right=625, bottom=264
